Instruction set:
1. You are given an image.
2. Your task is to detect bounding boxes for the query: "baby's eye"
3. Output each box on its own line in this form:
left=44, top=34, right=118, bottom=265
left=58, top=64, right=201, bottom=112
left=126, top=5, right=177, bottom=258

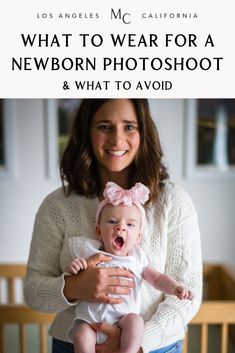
left=108, top=219, right=116, bottom=224
left=127, top=223, right=135, bottom=228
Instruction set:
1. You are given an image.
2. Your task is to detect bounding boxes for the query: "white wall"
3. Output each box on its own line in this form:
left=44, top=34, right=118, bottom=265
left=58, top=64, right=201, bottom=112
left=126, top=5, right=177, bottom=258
left=0, top=99, right=235, bottom=266
left=149, top=99, right=235, bottom=266
left=0, top=100, right=60, bottom=262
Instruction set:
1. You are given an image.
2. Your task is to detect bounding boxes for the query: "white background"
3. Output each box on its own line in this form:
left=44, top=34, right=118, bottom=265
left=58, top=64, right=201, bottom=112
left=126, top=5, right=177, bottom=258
left=0, top=0, right=234, bottom=97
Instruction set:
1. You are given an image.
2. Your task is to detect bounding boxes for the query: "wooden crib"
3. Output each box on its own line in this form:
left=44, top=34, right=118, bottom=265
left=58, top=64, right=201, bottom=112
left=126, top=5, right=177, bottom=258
left=0, top=264, right=55, bottom=353
left=0, top=263, right=235, bottom=353
left=183, top=263, right=235, bottom=353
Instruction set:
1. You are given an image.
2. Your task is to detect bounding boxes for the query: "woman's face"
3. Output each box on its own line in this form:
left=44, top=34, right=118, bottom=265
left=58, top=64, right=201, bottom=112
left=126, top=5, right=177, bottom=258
left=90, top=99, right=140, bottom=175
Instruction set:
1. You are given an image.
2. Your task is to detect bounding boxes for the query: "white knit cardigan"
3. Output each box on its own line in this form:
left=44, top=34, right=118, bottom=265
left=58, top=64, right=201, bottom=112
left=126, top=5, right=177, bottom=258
left=24, top=181, right=202, bottom=352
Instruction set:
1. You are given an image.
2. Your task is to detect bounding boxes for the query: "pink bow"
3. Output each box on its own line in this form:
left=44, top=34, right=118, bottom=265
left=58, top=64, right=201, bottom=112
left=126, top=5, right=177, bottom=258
left=103, top=182, right=150, bottom=207
left=96, top=182, right=150, bottom=232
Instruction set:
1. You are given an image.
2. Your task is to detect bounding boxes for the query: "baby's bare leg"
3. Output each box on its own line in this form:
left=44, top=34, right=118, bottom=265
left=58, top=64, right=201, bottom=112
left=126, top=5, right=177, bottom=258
left=118, top=313, right=144, bottom=353
left=73, top=322, right=96, bottom=353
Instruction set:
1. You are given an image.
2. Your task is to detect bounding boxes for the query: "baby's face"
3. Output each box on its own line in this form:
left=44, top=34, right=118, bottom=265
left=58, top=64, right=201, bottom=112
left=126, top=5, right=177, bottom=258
left=96, top=204, right=141, bottom=256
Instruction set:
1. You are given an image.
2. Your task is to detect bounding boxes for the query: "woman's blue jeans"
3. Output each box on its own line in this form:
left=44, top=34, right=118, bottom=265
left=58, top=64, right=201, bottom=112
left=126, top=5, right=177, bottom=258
left=150, top=340, right=182, bottom=353
left=52, top=338, right=182, bottom=353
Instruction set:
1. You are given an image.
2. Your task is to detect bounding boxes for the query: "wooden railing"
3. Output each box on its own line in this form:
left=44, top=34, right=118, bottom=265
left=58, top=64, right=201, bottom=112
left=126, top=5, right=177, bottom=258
left=1, top=263, right=235, bottom=353
left=183, top=263, right=235, bottom=353
left=183, top=301, right=235, bottom=353
left=0, top=264, right=55, bottom=353
left=0, top=264, right=26, bottom=303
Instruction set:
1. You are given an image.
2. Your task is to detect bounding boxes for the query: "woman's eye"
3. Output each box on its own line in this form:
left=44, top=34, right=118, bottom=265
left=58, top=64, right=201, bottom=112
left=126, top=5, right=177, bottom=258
left=125, top=123, right=138, bottom=131
left=125, top=125, right=134, bottom=131
left=98, top=124, right=111, bottom=131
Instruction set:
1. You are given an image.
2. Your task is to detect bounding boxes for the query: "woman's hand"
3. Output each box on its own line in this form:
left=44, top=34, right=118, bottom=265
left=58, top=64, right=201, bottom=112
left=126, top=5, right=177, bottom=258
left=63, top=253, right=134, bottom=303
left=92, top=322, right=121, bottom=353
left=92, top=322, right=143, bottom=353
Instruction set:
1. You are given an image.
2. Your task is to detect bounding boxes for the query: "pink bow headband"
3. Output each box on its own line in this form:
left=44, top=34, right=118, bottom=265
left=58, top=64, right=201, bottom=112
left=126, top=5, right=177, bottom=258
left=95, top=182, right=150, bottom=232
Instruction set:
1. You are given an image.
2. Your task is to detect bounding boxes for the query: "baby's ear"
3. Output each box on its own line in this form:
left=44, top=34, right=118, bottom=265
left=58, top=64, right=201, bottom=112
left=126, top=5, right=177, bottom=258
left=96, top=225, right=102, bottom=240
left=136, top=232, right=141, bottom=244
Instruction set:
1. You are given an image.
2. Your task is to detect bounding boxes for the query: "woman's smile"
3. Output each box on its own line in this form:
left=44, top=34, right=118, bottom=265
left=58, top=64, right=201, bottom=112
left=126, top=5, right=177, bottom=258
left=106, top=150, right=127, bottom=157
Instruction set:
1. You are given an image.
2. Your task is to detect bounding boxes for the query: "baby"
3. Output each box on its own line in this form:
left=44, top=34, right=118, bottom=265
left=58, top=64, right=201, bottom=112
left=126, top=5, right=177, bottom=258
left=66, top=182, right=193, bottom=353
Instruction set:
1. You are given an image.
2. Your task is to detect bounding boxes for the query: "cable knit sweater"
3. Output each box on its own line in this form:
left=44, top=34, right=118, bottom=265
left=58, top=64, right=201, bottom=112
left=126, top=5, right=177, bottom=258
left=24, top=181, right=202, bottom=353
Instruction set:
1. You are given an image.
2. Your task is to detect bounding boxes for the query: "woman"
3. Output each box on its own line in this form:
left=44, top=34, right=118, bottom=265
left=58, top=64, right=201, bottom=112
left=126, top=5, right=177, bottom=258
left=24, top=99, right=202, bottom=353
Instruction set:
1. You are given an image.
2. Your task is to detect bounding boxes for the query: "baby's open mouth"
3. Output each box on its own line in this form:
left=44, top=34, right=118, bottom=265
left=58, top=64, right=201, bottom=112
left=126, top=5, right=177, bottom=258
left=113, top=236, right=124, bottom=249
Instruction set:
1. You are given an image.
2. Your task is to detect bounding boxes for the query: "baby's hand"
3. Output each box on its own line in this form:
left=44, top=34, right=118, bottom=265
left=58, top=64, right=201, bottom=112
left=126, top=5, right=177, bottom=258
left=66, top=257, right=87, bottom=274
left=174, top=286, right=194, bottom=300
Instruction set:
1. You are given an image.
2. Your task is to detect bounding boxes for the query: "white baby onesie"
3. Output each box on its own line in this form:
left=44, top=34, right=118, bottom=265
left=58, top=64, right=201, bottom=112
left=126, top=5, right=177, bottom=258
left=68, top=236, right=149, bottom=343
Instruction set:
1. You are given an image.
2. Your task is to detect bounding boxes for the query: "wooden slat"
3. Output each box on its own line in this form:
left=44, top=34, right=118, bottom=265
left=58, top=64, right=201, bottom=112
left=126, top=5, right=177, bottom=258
left=191, top=301, right=235, bottom=324
left=19, top=324, right=26, bottom=353
left=8, top=278, right=15, bottom=303
left=221, top=324, right=228, bottom=353
left=40, top=324, right=47, bottom=353
left=0, top=324, right=6, bottom=353
left=0, top=264, right=26, bottom=278
left=0, top=304, right=55, bottom=324
left=201, top=323, right=208, bottom=353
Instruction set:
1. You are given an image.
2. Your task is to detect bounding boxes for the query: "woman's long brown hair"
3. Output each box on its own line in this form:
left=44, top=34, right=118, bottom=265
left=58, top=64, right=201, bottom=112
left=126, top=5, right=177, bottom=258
left=60, top=99, right=169, bottom=204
